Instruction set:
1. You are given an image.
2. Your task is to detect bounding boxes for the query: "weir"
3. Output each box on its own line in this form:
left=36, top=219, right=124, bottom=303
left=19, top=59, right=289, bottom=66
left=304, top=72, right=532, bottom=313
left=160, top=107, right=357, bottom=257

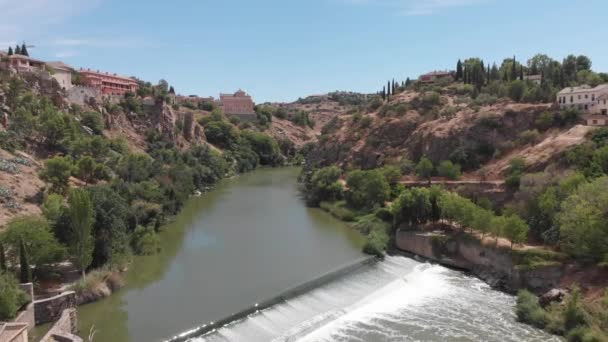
left=165, top=256, right=377, bottom=342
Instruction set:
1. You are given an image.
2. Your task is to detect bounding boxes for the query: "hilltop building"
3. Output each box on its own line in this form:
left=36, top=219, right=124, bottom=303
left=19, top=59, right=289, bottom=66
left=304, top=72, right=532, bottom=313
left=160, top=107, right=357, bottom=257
left=523, top=74, right=542, bottom=85
left=46, top=61, right=74, bottom=90
left=0, top=52, right=46, bottom=72
left=419, top=71, right=453, bottom=84
left=558, top=84, right=608, bottom=126
left=220, top=90, right=256, bottom=119
left=78, top=68, right=138, bottom=96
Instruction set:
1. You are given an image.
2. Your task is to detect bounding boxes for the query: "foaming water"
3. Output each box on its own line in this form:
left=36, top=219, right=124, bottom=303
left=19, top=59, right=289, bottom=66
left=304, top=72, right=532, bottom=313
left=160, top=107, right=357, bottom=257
left=186, top=256, right=558, bottom=342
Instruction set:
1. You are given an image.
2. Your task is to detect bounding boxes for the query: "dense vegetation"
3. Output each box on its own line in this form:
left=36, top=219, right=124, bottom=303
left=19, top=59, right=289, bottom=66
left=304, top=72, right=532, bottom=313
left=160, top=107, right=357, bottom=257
left=0, top=70, right=286, bottom=317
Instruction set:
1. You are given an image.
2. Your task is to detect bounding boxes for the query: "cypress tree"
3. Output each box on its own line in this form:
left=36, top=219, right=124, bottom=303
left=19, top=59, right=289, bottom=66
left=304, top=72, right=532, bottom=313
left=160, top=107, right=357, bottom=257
left=7, top=46, right=13, bottom=55
left=382, top=86, right=386, bottom=100
left=14, top=45, right=21, bottom=55
left=520, top=65, right=524, bottom=81
left=456, top=59, right=463, bottom=81
left=511, top=55, right=517, bottom=81
left=391, top=79, right=395, bottom=94
left=169, top=86, right=175, bottom=94
left=20, top=43, right=28, bottom=57
left=487, top=65, right=491, bottom=84
left=405, top=77, right=411, bottom=87
left=0, top=242, right=6, bottom=272
left=387, top=81, right=391, bottom=96
left=19, top=238, right=31, bottom=283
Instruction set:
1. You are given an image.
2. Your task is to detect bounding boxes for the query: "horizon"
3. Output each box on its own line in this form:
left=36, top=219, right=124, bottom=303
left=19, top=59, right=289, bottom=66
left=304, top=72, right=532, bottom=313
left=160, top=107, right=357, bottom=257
left=1, top=0, right=607, bottom=103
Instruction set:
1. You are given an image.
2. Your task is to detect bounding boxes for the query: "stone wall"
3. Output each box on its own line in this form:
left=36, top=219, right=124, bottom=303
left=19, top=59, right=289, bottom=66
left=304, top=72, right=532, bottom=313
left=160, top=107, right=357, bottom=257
left=34, top=291, right=77, bottom=325
left=67, top=86, right=101, bottom=105
left=395, top=230, right=562, bottom=293
left=40, top=309, right=81, bottom=342
left=11, top=283, right=35, bottom=330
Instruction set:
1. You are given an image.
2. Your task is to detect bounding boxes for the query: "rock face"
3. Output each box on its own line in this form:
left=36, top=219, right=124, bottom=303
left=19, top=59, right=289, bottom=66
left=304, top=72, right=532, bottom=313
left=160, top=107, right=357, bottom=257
left=395, top=230, right=563, bottom=294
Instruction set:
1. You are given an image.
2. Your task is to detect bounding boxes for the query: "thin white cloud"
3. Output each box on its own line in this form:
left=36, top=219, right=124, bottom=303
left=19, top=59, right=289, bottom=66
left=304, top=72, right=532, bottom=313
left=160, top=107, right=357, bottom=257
left=48, top=37, right=161, bottom=49
left=339, top=0, right=489, bottom=15
left=54, top=51, right=79, bottom=58
left=0, top=0, right=101, bottom=42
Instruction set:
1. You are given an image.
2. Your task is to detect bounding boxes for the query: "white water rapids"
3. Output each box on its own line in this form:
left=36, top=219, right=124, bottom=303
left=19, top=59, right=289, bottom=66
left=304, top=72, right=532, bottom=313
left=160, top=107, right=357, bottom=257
left=187, top=256, right=559, bottom=342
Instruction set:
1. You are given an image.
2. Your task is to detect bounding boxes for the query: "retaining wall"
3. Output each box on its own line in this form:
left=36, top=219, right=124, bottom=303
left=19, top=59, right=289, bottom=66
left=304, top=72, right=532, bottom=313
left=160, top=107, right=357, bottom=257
left=165, top=256, right=378, bottom=342
left=40, top=309, right=81, bottom=342
left=34, top=291, right=77, bottom=325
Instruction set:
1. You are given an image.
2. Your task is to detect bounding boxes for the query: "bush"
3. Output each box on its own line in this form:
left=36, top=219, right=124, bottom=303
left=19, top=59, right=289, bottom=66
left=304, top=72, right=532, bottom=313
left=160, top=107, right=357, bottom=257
left=319, top=201, right=357, bottom=222
left=437, top=160, right=461, bottom=180
left=516, top=290, right=548, bottom=329
left=131, top=226, right=161, bottom=256
left=518, top=129, right=541, bottom=145
left=80, top=111, right=105, bottom=134
left=473, top=93, right=498, bottom=106
left=1, top=215, right=66, bottom=266
left=345, top=170, right=391, bottom=210
left=362, top=228, right=389, bottom=258
left=0, top=271, right=29, bottom=320
left=41, top=156, right=74, bottom=194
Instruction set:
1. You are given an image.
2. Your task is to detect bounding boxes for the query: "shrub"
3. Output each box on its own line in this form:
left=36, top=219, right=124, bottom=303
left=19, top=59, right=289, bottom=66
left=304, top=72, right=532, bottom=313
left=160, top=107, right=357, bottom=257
left=535, top=111, right=555, bottom=130
left=1, top=215, right=66, bottom=266
left=41, top=156, right=74, bottom=194
left=516, top=290, right=548, bottom=329
left=319, top=201, right=356, bottom=222
left=131, top=226, right=161, bottom=256
left=437, top=160, right=461, bottom=180
left=0, top=271, right=29, bottom=320
left=360, top=116, right=373, bottom=128
left=473, top=93, right=498, bottom=106
left=518, top=129, right=541, bottom=145
left=400, top=158, right=416, bottom=175
left=345, top=170, right=391, bottom=210
left=415, top=157, right=434, bottom=181
left=362, top=228, right=389, bottom=258
left=80, top=111, right=105, bottom=134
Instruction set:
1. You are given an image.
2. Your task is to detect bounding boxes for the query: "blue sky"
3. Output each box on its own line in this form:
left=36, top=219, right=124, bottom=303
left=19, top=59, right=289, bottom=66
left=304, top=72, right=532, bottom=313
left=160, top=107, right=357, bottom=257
left=0, top=0, right=607, bottom=102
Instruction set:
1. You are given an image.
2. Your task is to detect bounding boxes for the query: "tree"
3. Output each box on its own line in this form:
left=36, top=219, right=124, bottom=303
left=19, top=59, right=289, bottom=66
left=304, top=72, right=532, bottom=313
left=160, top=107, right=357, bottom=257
left=80, top=111, right=105, bottom=135
left=0, top=272, right=29, bottom=320
left=437, top=160, right=461, bottom=180
left=345, top=170, right=391, bottom=210
left=7, top=46, right=13, bottom=55
left=557, top=177, right=608, bottom=262
left=511, top=56, right=518, bottom=81
left=20, top=43, right=28, bottom=56
left=67, top=189, right=94, bottom=279
left=169, top=86, right=175, bottom=94
left=392, top=187, right=432, bottom=227
left=415, top=157, right=434, bottom=183
left=88, top=186, right=130, bottom=267
left=41, top=156, right=74, bottom=194
left=456, top=59, right=463, bottom=81
left=520, top=65, right=524, bottom=81
left=502, top=215, right=529, bottom=248
left=1, top=216, right=65, bottom=267
left=19, top=238, right=31, bottom=283
left=0, top=243, right=6, bottom=272
left=14, top=45, right=21, bottom=55
left=41, top=193, right=65, bottom=225
left=472, top=208, right=493, bottom=240
left=304, top=166, right=343, bottom=206
left=509, top=80, right=525, bottom=102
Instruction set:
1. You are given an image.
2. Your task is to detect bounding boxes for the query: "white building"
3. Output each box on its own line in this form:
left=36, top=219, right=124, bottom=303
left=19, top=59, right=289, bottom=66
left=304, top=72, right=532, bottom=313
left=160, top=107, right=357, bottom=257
left=523, top=74, right=542, bottom=85
left=46, top=61, right=74, bottom=90
left=557, top=84, right=608, bottom=112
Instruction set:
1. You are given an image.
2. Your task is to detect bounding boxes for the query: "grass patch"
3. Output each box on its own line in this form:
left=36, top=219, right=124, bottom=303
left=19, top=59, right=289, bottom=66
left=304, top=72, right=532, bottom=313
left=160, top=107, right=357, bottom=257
left=513, top=248, right=568, bottom=270
left=320, top=201, right=358, bottom=222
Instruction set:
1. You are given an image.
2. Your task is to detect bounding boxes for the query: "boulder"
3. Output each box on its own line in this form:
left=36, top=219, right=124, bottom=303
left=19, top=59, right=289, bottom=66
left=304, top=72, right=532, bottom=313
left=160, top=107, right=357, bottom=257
left=539, top=288, right=568, bottom=307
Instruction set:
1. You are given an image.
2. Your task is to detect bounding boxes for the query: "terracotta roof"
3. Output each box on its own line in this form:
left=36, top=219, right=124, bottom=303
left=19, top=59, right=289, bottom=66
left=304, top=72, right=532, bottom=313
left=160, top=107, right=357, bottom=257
left=78, top=68, right=137, bottom=82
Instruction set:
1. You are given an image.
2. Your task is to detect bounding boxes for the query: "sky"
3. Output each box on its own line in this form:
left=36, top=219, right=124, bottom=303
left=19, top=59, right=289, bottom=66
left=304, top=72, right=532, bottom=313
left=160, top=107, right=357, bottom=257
left=1, top=0, right=607, bottom=102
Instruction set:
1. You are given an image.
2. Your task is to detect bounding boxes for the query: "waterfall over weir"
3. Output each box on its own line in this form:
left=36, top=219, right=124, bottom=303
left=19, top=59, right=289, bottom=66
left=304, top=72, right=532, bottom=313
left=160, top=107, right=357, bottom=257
left=177, top=256, right=558, bottom=342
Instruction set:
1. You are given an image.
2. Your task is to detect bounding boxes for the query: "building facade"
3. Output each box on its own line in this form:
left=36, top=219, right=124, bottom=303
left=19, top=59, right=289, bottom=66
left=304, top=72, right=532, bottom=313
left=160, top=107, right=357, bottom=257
left=220, top=90, right=255, bottom=117
left=78, top=68, right=138, bottom=96
left=419, top=71, right=453, bottom=84
left=0, top=53, right=46, bottom=73
left=557, top=84, right=608, bottom=112
left=47, top=62, right=74, bottom=90
left=523, top=74, right=542, bottom=85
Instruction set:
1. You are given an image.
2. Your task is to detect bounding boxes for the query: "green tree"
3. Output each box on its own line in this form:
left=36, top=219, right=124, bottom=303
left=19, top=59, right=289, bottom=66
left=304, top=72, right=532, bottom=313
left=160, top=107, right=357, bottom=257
left=41, top=156, right=74, bottom=194
left=41, top=193, right=65, bottom=224
left=557, top=177, right=608, bottom=262
left=392, top=187, right=432, bottom=227
left=76, top=156, right=96, bottom=184
left=416, top=157, right=434, bottom=183
left=20, top=43, right=28, bottom=56
left=456, top=59, right=463, bottom=80
left=472, top=208, right=494, bottom=239
left=345, top=170, right=391, bottom=210
left=0, top=272, right=29, bottom=320
left=1, top=216, right=65, bottom=266
left=7, top=46, right=13, bottom=55
left=14, top=45, right=21, bottom=55
left=509, top=80, right=526, bottom=102
left=437, top=160, right=461, bottom=180
left=19, top=238, right=31, bottom=283
left=304, top=166, right=343, bottom=206
left=0, top=243, right=6, bottom=272
left=80, top=111, right=105, bottom=135
left=502, top=215, right=529, bottom=248
left=67, top=189, right=94, bottom=279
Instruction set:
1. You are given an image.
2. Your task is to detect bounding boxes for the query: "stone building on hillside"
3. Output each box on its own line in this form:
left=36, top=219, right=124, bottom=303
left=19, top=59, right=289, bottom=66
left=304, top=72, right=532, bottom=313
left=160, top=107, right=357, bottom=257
left=220, top=89, right=256, bottom=120
left=78, top=68, right=138, bottom=96
left=523, top=74, right=542, bottom=85
left=557, top=84, right=608, bottom=126
left=418, top=71, right=453, bottom=84
left=46, top=61, right=74, bottom=90
left=0, top=52, right=46, bottom=73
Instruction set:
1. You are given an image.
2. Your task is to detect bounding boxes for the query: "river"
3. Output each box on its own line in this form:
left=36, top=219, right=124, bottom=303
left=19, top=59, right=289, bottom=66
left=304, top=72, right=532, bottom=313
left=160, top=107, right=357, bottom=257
left=77, top=167, right=559, bottom=342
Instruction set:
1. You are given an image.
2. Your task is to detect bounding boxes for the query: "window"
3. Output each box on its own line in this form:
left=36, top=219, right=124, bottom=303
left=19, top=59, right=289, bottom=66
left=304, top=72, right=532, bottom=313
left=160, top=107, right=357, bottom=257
left=585, top=94, right=588, bottom=99
left=593, top=120, right=598, bottom=125
left=585, top=104, right=588, bottom=110
left=571, top=96, right=574, bottom=103
left=578, top=95, right=582, bottom=100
